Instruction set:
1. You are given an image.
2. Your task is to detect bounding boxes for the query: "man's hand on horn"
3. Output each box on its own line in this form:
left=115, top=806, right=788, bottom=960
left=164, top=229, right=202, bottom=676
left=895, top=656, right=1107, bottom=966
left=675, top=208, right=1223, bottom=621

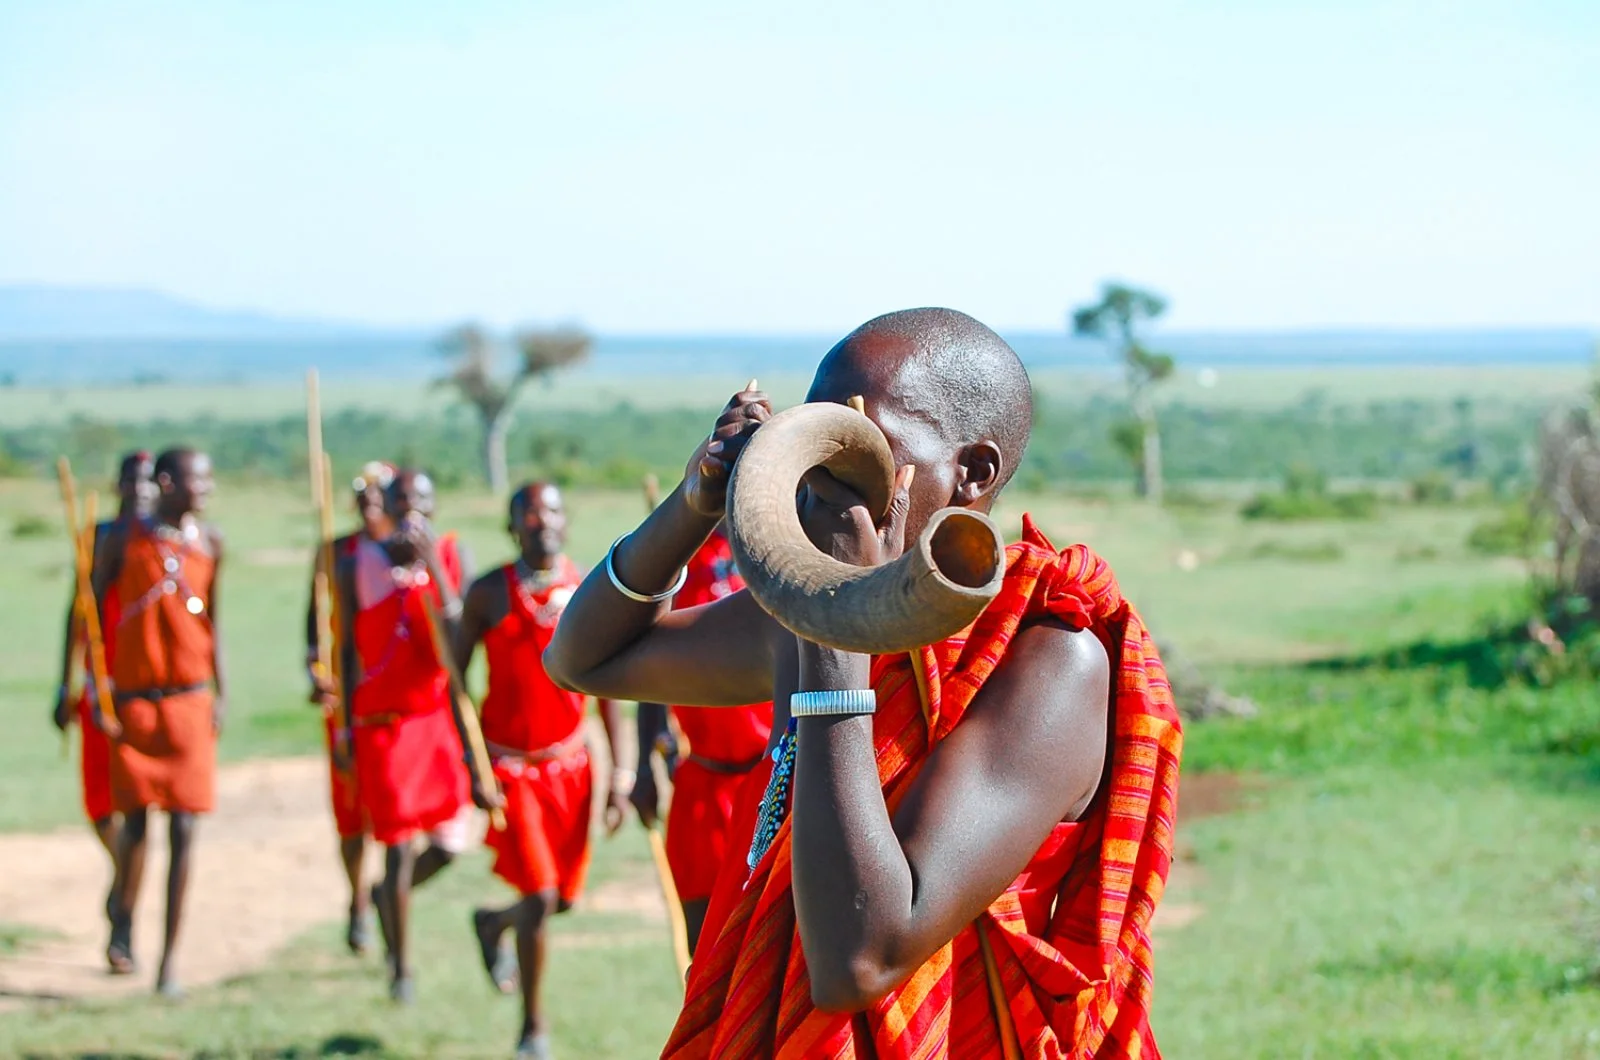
left=797, top=463, right=916, bottom=570
left=683, top=382, right=771, bottom=518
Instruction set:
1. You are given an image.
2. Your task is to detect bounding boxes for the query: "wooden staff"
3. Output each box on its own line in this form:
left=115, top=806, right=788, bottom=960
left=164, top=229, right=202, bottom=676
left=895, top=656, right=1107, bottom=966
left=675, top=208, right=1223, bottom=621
left=306, top=370, right=337, bottom=690
left=648, top=828, right=693, bottom=981
left=417, top=593, right=506, bottom=832
left=57, top=458, right=117, bottom=732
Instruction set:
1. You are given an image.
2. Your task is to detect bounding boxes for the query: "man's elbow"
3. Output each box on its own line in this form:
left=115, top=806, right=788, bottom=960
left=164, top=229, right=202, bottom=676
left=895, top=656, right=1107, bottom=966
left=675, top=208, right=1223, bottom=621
left=539, top=645, right=584, bottom=694
left=808, top=955, right=903, bottom=1015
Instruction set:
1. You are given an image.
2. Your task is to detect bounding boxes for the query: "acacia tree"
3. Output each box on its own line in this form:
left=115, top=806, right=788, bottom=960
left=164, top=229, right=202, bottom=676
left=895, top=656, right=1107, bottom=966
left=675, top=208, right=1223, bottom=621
left=1072, top=282, right=1175, bottom=503
left=436, top=323, right=593, bottom=493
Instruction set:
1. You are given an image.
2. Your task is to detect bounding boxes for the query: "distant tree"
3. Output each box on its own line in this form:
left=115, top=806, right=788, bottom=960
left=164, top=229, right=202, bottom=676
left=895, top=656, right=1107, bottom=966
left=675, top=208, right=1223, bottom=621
left=436, top=323, right=592, bottom=493
left=1072, top=282, right=1175, bottom=503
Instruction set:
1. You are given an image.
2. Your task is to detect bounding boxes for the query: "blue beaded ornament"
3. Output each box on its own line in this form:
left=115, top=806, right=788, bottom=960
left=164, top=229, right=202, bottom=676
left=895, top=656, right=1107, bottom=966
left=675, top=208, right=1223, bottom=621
left=746, top=718, right=798, bottom=871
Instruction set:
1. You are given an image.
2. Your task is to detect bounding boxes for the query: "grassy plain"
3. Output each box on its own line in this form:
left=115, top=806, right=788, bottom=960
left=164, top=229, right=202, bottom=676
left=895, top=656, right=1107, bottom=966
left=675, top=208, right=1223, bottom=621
left=0, top=364, right=1583, bottom=425
left=0, top=363, right=1596, bottom=1057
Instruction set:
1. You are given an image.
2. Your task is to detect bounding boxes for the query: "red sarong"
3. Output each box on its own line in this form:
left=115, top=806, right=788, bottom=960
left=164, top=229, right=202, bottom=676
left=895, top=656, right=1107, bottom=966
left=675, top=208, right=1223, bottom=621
left=480, top=559, right=594, bottom=901
left=319, top=532, right=365, bottom=840
left=663, top=517, right=1183, bottom=1059
left=76, top=572, right=122, bottom=822
left=109, top=522, right=218, bottom=816
left=665, top=532, right=774, bottom=903
left=351, top=537, right=469, bottom=846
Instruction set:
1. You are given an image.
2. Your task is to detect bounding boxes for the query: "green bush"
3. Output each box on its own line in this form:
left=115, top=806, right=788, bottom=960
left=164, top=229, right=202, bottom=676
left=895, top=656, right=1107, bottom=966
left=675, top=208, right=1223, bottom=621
left=1247, top=539, right=1346, bottom=562
left=1466, top=502, right=1543, bottom=556
left=1240, top=464, right=1379, bottom=521
left=1409, top=471, right=1457, bottom=505
left=11, top=514, right=53, bottom=539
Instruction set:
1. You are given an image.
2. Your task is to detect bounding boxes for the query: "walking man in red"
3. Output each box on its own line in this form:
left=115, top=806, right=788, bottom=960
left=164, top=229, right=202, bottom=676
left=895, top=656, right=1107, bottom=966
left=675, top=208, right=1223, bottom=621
left=631, top=524, right=771, bottom=954
left=53, top=450, right=156, bottom=860
left=304, top=460, right=394, bottom=955
left=94, top=448, right=225, bottom=996
left=335, top=467, right=481, bottom=1003
left=454, top=481, right=629, bottom=1060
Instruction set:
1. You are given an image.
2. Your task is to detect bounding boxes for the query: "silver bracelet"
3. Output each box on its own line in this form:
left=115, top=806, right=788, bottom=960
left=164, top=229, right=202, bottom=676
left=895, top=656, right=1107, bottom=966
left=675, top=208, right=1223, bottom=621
left=605, top=535, right=688, bottom=604
left=790, top=689, right=878, bottom=717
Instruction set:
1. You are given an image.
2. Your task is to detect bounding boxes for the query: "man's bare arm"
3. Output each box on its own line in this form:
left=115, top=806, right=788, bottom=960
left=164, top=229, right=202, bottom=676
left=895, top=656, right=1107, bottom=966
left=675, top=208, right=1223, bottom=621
left=544, top=385, right=778, bottom=706
left=790, top=622, right=1110, bottom=1012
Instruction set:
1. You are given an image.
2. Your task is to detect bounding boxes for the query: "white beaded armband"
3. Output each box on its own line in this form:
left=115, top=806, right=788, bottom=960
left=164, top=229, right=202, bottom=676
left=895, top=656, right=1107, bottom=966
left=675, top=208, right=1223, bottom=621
left=789, top=689, right=878, bottom=717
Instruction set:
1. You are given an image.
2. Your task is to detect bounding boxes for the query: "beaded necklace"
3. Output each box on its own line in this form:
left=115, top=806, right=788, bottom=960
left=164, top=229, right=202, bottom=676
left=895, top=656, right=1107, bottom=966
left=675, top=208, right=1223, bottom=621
left=745, top=717, right=798, bottom=872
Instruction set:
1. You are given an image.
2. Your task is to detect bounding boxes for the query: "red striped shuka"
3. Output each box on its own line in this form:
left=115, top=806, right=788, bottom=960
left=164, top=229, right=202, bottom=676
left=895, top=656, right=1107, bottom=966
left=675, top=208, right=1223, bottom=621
left=661, top=516, right=1183, bottom=1059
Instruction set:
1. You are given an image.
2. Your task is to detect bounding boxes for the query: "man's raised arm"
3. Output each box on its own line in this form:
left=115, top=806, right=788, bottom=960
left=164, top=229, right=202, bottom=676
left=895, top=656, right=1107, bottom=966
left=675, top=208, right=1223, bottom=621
left=543, top=386, right=778, bottom=708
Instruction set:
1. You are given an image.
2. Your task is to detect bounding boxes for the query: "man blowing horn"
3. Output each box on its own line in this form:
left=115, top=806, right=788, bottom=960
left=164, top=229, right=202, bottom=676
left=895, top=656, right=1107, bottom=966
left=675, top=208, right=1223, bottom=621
left=544, top=308, right=1183, bottom=1059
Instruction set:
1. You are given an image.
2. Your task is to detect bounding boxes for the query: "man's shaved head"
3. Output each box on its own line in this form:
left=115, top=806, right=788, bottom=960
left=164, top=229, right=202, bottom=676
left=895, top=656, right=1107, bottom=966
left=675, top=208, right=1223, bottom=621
left=806, top=308, right=1033, bottom=535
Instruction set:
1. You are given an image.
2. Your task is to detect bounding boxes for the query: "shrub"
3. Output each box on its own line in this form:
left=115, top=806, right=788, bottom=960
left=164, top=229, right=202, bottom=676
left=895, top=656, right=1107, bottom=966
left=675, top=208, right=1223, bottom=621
left=1409, top=471, right=1456, bottom=505
left=1467, top=503, right=1543, bottom=557
left=11, top=514, right=53, bottom=539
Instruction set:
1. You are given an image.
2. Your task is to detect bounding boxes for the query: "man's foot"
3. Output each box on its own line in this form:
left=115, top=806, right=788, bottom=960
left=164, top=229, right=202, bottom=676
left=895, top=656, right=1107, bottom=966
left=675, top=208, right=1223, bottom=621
left=472, top=909, right=516, bottom=994
left=346, top=903, right=373, bottom=956
left=370, top=883, right=396, bottom=971
left=389, top=974, right=415, bottom=1006
left=155, top=970, right=184, bottom=1000
left=105, top=913, right=135, bottom=976
left=515, top=1032, right=553, bottom=1060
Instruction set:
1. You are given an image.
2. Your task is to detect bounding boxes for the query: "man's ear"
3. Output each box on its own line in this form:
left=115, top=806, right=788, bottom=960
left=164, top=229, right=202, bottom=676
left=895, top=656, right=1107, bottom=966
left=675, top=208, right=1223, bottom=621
left=952, top=441, right=1003, bottom=506
left=156, top=472, right=175, bottom=494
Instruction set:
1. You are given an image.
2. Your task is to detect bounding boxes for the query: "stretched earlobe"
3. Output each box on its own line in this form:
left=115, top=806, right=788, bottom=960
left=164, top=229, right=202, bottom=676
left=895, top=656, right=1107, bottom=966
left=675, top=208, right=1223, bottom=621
left=953, top=442, right=1003, bottom=506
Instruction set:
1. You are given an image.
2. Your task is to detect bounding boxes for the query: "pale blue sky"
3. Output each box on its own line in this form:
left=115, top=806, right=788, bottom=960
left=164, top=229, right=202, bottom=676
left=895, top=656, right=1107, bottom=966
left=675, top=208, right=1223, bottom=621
left=0, top=1, right=1594, bottom=333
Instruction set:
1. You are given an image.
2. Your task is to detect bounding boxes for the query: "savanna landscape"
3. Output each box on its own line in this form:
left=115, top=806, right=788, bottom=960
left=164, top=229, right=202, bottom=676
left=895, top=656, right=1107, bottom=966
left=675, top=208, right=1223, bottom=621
left=1, top=352, right=1596, bottom=1058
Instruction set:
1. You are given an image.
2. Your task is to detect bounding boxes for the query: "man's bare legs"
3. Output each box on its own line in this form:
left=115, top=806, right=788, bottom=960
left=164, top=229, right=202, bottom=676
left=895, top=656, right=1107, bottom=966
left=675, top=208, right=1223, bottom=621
left=340, top=834, right=370, bottom=954
left=108, top=808, right=150, bottom=974
left=373, top=840, right=455, bottom=1002
left=474, top=889, right=558, bottom=1056
left=155, top=811, right=197, bottom=997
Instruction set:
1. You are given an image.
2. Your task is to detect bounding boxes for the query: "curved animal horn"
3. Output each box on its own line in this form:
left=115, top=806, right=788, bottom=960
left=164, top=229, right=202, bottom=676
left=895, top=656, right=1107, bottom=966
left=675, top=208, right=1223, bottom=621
left=725, top=402, right=1005, bottom=654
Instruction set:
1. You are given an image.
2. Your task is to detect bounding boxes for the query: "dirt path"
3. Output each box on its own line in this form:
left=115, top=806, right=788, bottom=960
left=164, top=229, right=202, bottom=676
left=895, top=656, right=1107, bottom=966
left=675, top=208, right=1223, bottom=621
left=0, top=757, right=351, bottom=1005
left=0, top=757, right=1248, bottom=1008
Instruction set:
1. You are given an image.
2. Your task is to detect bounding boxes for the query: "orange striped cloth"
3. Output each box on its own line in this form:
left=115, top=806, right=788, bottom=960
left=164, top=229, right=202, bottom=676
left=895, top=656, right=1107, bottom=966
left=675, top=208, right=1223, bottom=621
left=661, top=516, right=1183, bottom=1059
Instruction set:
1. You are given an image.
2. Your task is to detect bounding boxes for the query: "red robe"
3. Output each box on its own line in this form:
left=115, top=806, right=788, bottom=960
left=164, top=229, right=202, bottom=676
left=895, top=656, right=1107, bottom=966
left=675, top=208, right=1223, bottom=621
left=663, top=518, right=1183, bottom=1059
left=318, top=532, right=364, bottom=840
left=109, top=520, right=218, bottom=816
left=350, top=535, right=469, bottom=846
left=75, top=523, right=121, bottom=821
left=666, top=532, right=774, bottom=903
left=481, top=558, right=593, bottom=903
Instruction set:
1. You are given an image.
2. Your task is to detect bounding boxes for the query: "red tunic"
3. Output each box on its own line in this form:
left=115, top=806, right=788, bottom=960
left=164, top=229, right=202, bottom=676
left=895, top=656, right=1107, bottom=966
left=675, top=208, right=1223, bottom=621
left=665, top=532, right=774, bottom=903
left=350, top=535, right=469, bottom=847
left=322, top=532, right=364, bottom=840
left=481, top=558, right=593, bottom=902
left=75, top=525, right=121, bottom=821
left=109, top=520, right=218, bottom=815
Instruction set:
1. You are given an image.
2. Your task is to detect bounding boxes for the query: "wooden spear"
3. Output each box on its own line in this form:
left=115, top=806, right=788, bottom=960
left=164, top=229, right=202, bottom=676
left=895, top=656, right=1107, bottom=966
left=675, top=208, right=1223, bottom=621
left=57, top=458, right=117, bottom=733
left=416, top=593, right=507, bottom=832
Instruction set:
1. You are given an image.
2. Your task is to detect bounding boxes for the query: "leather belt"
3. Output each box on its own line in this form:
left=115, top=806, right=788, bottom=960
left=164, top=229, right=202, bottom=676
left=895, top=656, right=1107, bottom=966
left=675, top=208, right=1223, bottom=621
left=488, top=729, right=586, bottom=767
left=113, top=681, right=209, bottom=704
left=685, top=751, right=765, bottom=776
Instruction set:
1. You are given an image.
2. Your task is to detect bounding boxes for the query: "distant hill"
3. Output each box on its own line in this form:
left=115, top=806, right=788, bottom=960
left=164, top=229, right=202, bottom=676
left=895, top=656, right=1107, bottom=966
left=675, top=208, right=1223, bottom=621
left=0, top=284, right=1592, bottom=385
left=0, top=284, right=390, bottom=341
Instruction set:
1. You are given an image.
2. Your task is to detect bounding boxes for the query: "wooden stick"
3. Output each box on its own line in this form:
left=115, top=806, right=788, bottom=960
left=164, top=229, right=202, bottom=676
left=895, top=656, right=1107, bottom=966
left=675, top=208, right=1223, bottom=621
left=647, top=827, right=693, bottom=983
left=57, top=459, right=117, bottom=732
left=642, top=473, right=661, bottom=510
left=417, top=593, right=506, bottom=832
left=307, top=370, right=337, bottom=690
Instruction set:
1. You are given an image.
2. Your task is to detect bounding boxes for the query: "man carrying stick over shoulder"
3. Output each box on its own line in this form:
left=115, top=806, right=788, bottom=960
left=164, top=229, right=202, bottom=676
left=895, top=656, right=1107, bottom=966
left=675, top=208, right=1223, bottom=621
left=96, top=447, right=226, bottom=996
left=546, top=309, right=1183, bottom=1058
left=53, top=451, right=155, bottom=864
left=304, top=460, right=394, bottom=956
left=454, top=481, right=629, bottom=1060
left=335, top=467, right=482, bottom=1003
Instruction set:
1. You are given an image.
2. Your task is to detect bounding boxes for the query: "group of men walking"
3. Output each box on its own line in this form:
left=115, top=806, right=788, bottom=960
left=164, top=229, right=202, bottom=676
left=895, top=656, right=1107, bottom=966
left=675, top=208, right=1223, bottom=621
left=56, top=452, right=767, bottom=1060
left=52, top=308, right=1184, bottom=1060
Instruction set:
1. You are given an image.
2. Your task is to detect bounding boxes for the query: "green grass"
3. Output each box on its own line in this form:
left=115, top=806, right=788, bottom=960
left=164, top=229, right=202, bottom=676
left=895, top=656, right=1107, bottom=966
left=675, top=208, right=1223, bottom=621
left=0, top=364, right=1582, bottom=427
left=1, top=832, right=685, bottom=1058
left=1, top=472, right=1596, bottom=1057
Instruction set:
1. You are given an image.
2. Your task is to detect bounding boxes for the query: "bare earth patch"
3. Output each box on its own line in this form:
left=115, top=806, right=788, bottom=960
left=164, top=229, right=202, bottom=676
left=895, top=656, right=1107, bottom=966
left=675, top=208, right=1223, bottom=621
left=0, top=757, right=347, bottom=1006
